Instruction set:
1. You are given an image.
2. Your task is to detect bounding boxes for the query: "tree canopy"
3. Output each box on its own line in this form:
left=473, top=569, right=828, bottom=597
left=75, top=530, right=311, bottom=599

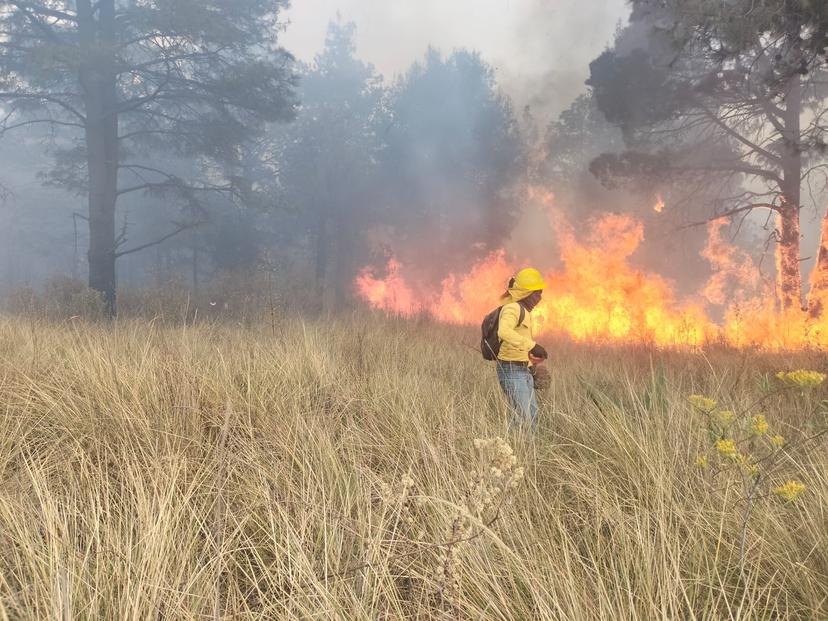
left=0, top=0, right=297, bottom=313
left=275, top=18, right=384, bottom=309
left=588, top=0, right=828, bottom=311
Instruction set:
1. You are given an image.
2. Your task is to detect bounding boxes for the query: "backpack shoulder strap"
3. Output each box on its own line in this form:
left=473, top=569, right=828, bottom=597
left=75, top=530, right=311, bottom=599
left=501, top=302, right=526, bottom=327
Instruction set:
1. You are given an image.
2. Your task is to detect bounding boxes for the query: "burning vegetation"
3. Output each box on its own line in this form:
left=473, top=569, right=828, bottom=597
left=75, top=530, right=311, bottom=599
left=356, top=188, right=828, bottom=351
left=0, top=1, right=827, bottom=353
left=2, top=2, right=828, bottom=618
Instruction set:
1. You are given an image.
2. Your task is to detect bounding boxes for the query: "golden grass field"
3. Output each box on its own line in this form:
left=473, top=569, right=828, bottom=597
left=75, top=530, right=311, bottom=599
left=0, top=313, right=826, bottom=620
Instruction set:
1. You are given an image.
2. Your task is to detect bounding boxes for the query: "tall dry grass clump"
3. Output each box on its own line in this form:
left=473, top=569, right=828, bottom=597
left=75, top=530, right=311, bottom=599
left=0, top=313, right=825, bottom=619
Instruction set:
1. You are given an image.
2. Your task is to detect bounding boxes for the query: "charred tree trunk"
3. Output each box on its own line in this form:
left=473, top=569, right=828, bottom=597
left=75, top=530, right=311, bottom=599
left=776, top=203, right=802, bottom=311
left=777, top=41, right=803, bottom=312
left=79, top=0, right=119, bottom=316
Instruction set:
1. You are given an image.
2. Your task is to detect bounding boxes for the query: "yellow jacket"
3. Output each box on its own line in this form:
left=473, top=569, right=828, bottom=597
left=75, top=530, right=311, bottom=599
left=497, top=301, right=536, bottom=362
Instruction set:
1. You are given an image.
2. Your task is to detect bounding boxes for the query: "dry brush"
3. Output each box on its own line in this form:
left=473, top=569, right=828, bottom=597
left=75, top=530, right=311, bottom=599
left=0, top=315, right=825, bottom=619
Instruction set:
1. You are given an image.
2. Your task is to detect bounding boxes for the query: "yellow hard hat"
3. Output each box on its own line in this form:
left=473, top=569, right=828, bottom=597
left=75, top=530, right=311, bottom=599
left=513, top=267, right=547, bottom=291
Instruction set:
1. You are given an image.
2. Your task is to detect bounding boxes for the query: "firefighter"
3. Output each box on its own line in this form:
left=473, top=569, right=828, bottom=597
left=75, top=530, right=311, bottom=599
left=497, top=268, right=548, bottom=430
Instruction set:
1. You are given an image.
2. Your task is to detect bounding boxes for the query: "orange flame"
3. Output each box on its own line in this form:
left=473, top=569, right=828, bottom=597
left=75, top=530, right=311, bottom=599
left=355, top=199, right=828, bottom=350
left=356, top=213, right=714, bottom=347
left=354, top=259, right=416, bottom=316
left=541, top=213, right=709, bottom=346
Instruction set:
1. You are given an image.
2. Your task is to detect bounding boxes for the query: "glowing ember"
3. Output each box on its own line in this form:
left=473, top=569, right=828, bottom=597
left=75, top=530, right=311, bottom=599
left=654, top=195, right=665, bottom=213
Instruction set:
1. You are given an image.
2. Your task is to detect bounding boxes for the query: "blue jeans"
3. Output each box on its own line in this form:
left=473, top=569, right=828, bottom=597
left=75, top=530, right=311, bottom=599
left=497, top=363, right=538, bottom=431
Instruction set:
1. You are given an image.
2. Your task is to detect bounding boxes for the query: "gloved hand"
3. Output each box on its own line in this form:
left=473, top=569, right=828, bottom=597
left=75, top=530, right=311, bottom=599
left=531, top=365, right=551, bottom=390
left=529, top=344, right=548, bottom=360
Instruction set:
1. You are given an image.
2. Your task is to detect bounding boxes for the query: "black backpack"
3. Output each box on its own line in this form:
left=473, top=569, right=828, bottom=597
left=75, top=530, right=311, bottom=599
left=480, top=304, right=526, bottom=360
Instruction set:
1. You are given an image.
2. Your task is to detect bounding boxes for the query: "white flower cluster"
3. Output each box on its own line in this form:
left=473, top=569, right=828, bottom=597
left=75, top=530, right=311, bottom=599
left=435, top=438, right=525, bottom=610
left=470, top=437, right=525, bottom=517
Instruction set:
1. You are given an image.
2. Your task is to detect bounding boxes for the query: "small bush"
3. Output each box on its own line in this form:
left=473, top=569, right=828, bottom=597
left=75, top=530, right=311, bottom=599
left=3, top=276, right=106, bottom=320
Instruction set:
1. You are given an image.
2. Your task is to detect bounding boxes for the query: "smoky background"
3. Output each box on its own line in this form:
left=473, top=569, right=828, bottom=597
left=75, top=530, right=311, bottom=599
left=0, top=0, right=825, bottom=322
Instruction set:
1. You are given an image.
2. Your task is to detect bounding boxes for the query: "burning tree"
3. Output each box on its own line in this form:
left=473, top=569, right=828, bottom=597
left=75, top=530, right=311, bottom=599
left=0, top=0, right=297, bottom=315
left=588, top=0, right=828, bottom=314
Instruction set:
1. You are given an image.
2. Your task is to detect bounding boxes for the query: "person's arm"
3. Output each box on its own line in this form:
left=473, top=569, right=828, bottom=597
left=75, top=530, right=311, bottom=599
left=498, top=303, right=535, bottom=351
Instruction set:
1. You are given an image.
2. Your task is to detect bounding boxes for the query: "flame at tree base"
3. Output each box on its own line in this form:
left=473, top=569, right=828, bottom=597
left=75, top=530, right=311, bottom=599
left=355, top=212, right=828, bottom=351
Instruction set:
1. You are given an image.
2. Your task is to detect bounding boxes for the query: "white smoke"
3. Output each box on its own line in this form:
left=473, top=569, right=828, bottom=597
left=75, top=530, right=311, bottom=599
left=283, top=0, right=630, bottom=123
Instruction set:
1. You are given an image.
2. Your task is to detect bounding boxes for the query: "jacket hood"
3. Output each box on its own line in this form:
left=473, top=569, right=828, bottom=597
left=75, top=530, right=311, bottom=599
left=501, top=287, right=534, bottom=303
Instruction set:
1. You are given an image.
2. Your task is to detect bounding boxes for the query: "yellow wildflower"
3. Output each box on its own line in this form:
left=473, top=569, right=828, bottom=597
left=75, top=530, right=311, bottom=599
left=689, top=395, right=717, bottom=411
left=716, top=410, right=736, bottom=426
left=750, top=415, right=769, bottom=436
left=770, top=435, right=785, bottom=448
left=715, top=439, right=738, bottom=459
left=695, top=455, right=708, bottom=468
left=742, top=463, right=759, bottom=479
left=773, top=480, right=806, bottom=502
left=776, top=370, right=826, bottom=389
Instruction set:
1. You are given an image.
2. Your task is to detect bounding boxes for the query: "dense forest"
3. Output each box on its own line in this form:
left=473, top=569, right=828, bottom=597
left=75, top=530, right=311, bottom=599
left=1, top=1, right=827, bottom=320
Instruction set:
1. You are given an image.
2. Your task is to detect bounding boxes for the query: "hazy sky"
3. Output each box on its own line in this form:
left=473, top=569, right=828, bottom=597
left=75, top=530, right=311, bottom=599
left=282, top=0, right=630, bottom=123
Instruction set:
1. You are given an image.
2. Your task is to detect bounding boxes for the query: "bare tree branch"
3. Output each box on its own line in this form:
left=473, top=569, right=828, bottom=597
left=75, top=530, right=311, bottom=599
left=5, top=1, right=77, bottom=23
left=114, top=221, right=204, bottom=259
left=0, top=118, right=84, bottom=133
left=693, top=98, right=783, bottom=165
left=678, top=203, right=780, bottom=230
left=0, top=92, right=86, bottom=122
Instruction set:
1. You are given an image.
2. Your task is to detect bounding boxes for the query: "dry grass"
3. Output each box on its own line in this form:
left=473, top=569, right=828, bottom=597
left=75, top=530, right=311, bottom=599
left=0, top=313, right=825, bottom=620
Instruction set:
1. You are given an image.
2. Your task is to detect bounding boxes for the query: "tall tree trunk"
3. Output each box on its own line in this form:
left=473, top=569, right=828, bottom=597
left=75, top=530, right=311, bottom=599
left=777, top=204, right=802, bottom=311
left=86, top=119, right=118, bottom=315
left=79, top=0, right=119, bottom=316
left=808, top=208, right=828, bottom=318
left=777, top=40, right=803, bottom=312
